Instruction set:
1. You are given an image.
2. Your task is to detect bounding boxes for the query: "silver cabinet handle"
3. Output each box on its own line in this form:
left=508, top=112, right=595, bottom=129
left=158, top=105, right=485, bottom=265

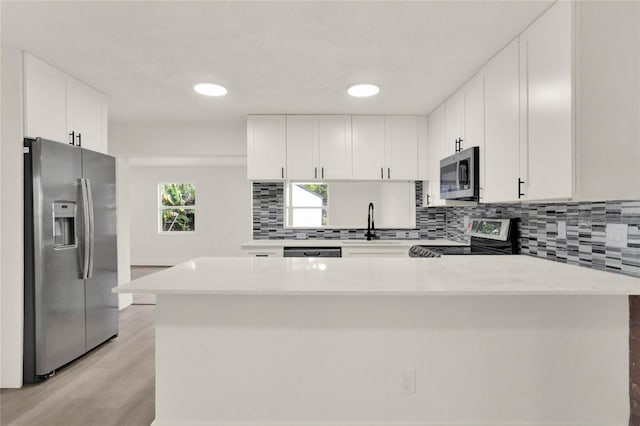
left=281, top=167, right=284, bottom=179
left=315, top=167, right=317, bottom=179
left=321, top=167, right=324, bottom=179
left=380, top=167, right=383, bottom=179
left=387, top=168, right=390, bottom=179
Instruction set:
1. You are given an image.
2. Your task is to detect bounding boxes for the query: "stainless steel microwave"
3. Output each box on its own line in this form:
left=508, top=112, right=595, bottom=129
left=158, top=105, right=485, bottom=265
left=440, top=146, right=480, bottom=201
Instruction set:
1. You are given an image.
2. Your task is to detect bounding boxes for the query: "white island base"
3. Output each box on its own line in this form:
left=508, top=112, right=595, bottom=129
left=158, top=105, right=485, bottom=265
left=154, top=294, right=627, bottom=426
left=114, top=257, right=640, bottom=426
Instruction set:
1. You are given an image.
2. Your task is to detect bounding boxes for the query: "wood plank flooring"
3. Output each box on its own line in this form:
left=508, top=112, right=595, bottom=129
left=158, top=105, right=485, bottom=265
left=1, top=306, right=156, bottom=425
left=131, top=266, right=168, bottom=305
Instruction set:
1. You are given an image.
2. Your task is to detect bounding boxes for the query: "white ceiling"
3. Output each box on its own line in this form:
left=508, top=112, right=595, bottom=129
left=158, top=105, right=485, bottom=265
left=1, top=1, right=552, bottom=126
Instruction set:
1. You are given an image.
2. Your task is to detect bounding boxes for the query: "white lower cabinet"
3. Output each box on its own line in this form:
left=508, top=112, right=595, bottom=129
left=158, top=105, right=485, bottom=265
left=341, top=247, right=408, bottom=257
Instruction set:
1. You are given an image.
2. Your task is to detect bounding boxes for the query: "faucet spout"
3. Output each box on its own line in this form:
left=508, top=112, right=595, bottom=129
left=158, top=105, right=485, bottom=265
left=366, top=202, right=377, bottom=241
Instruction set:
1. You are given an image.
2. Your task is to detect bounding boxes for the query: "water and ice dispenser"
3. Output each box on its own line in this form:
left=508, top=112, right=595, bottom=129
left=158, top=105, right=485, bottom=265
left=53, top=202, right=77, bottom=249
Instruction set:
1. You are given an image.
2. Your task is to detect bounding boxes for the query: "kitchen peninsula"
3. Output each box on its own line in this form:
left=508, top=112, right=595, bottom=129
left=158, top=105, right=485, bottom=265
left=116, top=256, right=640, bottom=426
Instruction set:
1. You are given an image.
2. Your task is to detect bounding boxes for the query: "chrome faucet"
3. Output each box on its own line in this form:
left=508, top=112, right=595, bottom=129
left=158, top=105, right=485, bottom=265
left=365, top=202, right=378, bottom=241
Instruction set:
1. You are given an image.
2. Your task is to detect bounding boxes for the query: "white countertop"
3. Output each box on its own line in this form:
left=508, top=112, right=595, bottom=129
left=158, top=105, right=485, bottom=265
left=115, top=256, right=640, bottom=296
left=241, top=239, right=469, bottom=248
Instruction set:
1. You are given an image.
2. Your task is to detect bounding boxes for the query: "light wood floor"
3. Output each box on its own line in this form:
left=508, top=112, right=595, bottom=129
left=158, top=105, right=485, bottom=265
left=130, top=266, right=168, bottom=305
left=1, top=270, right=160, bottom=426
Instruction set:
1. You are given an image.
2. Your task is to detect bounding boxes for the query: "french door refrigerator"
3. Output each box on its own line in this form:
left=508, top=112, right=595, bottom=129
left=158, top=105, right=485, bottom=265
left=23, top=137, right=118, bottom=383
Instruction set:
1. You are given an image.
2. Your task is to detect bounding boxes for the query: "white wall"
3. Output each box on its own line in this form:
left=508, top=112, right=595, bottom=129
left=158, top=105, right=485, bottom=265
left=109, top=121, right=246, bottom=158
left=1, top=48, right=25, bottom=388
left=129, top=165, right=251, bottom=265
left=329, top=182, right=415, bottom=229
left=116, top=157, right=133, bottom=309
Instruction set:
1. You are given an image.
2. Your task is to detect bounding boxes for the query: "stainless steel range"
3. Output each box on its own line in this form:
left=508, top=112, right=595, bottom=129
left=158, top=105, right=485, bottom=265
left=409, top=218, right=519, bottom=257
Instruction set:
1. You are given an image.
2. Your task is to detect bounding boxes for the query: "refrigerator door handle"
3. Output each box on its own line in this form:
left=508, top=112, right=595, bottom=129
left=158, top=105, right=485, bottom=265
left=85, top=178, right=95, bottom=279
left=81, top=178, right=91, bottom=279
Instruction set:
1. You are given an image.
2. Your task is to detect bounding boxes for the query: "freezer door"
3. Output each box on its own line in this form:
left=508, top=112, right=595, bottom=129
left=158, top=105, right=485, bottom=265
left=82, top=148, right=118, bottom=350
left=29, top=139, right=86, bottom=376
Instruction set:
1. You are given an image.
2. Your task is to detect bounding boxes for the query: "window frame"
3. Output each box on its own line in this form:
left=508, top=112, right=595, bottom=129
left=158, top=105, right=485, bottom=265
left=158, top=183, right=197, bottom=235
left=284, top=182, right=329, bottom=229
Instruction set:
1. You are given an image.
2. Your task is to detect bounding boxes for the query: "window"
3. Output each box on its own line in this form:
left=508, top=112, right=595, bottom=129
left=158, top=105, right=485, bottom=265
left=159, top=183, right=196, bottom=233
left=285, top=183, right=328, bottom=227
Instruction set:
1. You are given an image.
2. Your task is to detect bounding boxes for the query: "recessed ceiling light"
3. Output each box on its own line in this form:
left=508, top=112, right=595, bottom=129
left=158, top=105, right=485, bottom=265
left=347, top=83, right=380, bottom=98
left=194, top=83, right=228, bottom=97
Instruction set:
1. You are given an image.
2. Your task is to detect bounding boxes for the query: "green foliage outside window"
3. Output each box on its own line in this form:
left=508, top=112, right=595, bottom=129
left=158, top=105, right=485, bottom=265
left=160, top=183, right=196, bottom=232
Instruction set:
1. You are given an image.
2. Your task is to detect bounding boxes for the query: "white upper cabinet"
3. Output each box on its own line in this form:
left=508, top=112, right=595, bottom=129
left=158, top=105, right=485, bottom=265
left=285, top=115, right=316, bottom=180
left=444, top=90, right=465, bottom=155
left=463, top=74, right=485, bottom=151
left=285, top=115, right=352, bottom=181
left=247, top=115, right=287, bottom=181
left=519, top=0, right=573, bottom=201
left=384, top=116, right=418, bottom=180
left=67, top=80, right=108, bottom=153
left=24, top=54, right=70, bottom=144
left=352, top=116, right=386, bottom=180
left=417, top=116, right=429, bottom=181
left=317, top=115, right=352, bottom=180
left=482, top=39, right=521, bottom=203
left=24, top=53, right=108, bottom=153
left=426, top=104, right=447, bottom=205
left=249, top=115, right=422, bottom=181
left=352, top=115, right=419, bottom=181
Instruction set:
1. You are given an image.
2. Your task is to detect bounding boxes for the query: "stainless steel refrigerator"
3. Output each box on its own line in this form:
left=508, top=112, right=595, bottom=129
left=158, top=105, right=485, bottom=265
left=23, top=137, right=118, bottom=383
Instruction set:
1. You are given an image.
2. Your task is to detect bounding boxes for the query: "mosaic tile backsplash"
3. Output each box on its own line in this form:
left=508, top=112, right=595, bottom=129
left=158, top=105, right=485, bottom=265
left=252, top=182, right=640, bottom=278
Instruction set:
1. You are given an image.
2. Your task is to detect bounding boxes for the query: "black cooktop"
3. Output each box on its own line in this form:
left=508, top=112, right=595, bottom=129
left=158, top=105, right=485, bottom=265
left=409, top=218, right=520, bottom=258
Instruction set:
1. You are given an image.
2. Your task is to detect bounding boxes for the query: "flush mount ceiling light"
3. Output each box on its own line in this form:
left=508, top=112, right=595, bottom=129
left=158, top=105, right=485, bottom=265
left=194, top=83, right=228, bottom=97
left=347, top=83, right=380, bottom=98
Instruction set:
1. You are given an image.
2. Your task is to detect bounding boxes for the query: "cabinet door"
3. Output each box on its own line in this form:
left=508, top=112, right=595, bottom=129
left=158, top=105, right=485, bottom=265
left=247, top=115, right=287, bottom=180
left=463, top=74, right=485, bottom=199
left=427, top=104, right=446, bottom=204
left=352, top=116, right=385, bottom=180
left=23, top=53, right=69, bottom=144
left=463, top=74, right=484, bottom=150
left=384, top=116, right=418, bottom=180
left=520, top=1, right=573, bottom=200
left=286, top=115, right=316, bottom=181
left=68, top=80, right=107, bottom=153
left=482, top=39, right=520, bottom=203
left=317, top=115, right=352, bottom=180
left=417, top=116, right=429, bottom=181
left=444, top=90, right=465, bottom=155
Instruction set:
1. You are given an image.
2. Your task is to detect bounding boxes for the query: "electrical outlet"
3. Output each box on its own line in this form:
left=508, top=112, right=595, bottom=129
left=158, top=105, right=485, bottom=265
left=557, top=221, right=567, bottom=239
left=396, top=231, right=407, bottom=239
left=464, top=216, right=471, bottom=233
left=400, top=370, right=416, bottom=394
left=408, top=231, right=419, bottom=239
left=606, top=223, right=628, bottom=248
left=295, top=232, right=306, bottom=240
